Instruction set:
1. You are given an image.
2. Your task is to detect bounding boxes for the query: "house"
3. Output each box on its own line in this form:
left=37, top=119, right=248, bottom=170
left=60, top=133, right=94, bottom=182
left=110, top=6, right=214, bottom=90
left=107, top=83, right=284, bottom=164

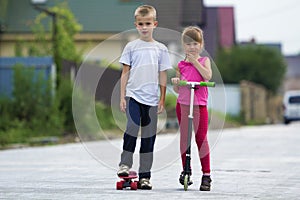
left=0, top=0, right=141, bottom=63
left=202, top=6, right=236, bottom=58
left=0, top=0, right=235, bottom=61
left=1, top=0, right=242, bottom=118
left=284, top=55, right=300, bottom=91
left=240, top=38, right=282, bottom=53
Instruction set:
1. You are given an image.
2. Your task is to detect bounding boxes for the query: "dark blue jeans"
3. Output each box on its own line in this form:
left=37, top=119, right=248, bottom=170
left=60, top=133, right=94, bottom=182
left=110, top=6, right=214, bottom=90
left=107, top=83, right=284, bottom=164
left=119, top=97, right=157, bottom=179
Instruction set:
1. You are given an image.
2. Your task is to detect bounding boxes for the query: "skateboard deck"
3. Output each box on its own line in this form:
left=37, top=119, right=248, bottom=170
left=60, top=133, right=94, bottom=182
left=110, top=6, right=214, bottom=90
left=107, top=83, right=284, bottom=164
left=116, top=171, right=138, bottom=190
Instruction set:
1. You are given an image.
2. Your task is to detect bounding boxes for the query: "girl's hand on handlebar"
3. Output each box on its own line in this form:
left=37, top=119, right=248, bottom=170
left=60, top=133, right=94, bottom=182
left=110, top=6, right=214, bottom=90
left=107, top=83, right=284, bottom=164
left=171, top=77, right=180, bottom=85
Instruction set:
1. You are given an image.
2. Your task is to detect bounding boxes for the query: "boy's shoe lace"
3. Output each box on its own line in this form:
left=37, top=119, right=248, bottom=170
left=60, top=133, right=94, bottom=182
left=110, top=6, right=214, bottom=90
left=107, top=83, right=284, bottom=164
left=179, top=171, right=193, bottom=186
left=200, top=175, right=212, bottom=191
left=138, top=178, right=152, bottom=190
left=117, top=164, right=130, bottom=177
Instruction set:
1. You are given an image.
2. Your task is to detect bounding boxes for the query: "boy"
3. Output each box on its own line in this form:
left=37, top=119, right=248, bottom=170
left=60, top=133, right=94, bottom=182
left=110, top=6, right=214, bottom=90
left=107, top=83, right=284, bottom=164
left=117, top=5, right=171, bottom=190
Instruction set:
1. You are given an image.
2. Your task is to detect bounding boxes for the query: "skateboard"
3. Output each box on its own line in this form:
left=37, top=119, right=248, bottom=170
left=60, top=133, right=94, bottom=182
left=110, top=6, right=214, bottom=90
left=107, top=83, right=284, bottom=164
left=116, top=171, right=138, bottom=190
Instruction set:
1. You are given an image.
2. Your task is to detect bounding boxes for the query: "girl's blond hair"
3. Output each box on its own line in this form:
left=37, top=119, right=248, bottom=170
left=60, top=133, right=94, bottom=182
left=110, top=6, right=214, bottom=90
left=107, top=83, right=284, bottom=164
left=182, top=26, right=204, bottom=48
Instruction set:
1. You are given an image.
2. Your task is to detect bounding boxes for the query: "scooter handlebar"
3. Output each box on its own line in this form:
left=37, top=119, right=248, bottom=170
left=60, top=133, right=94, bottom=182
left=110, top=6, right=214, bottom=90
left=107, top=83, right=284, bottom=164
left=178, top=80, right=215, bottom=87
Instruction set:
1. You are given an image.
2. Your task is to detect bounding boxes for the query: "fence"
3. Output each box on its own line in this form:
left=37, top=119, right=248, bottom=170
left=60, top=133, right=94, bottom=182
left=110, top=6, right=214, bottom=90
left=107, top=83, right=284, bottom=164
left=209, top=80, right=283, bottom=123
left=0, top=57, right=55, bottom=98
left=240, top=80, right=283, bottom=123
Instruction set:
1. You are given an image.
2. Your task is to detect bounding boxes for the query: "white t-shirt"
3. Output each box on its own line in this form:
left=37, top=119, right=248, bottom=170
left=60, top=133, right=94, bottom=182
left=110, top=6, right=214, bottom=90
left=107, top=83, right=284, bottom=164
left=119, top=39, right=171, bottom=106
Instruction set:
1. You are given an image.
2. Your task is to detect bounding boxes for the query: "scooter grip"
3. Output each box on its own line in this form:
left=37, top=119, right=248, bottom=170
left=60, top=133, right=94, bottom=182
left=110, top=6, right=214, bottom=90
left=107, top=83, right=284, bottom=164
left=200, top=82, right=215, bottom=87
left=178, top=80, right=188, bottom=86
left=177, top=81, right=215, bottom=87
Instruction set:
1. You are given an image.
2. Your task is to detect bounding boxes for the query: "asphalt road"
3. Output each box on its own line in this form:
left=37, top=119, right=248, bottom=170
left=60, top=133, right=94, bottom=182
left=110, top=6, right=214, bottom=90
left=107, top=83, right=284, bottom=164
left=1, top=122, right=300, bottom=199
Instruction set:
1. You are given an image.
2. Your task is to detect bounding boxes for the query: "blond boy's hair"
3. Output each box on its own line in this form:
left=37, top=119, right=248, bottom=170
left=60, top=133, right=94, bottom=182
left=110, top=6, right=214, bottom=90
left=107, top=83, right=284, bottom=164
left=134, top=5, right=157, bottom=20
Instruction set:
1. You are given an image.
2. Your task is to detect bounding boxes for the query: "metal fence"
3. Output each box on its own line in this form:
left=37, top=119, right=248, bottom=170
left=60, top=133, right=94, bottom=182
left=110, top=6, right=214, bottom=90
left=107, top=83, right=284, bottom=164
left=0, top=57, right=55, bottom=98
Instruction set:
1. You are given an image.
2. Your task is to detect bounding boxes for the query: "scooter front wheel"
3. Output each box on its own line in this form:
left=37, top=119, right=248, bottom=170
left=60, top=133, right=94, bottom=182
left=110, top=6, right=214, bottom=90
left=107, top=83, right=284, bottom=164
left=184, top=174, right=189, bottom=191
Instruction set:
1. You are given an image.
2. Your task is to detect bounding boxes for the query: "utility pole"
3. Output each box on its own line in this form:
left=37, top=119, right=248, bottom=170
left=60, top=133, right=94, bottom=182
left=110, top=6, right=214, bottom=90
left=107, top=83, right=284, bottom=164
left=31, top=1, right=62, bottom=86
left=31, top=3, right=58, bottom=59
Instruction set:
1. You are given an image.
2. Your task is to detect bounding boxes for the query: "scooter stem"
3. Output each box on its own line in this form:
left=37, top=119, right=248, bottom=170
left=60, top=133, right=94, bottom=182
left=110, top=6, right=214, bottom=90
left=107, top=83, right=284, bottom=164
left=188, top=82, right=196, bottom=118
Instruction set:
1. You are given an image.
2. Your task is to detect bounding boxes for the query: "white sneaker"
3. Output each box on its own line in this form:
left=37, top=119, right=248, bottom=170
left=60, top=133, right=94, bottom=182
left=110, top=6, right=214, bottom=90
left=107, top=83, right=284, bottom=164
left=138, top=178, right=152, bottom=190
left=117, top=164, right=130, bottom=177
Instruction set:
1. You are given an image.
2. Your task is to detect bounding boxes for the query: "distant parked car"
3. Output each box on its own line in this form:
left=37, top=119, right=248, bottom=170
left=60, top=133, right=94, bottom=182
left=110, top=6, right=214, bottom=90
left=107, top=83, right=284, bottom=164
left=283, top=90, right=300, bottom=124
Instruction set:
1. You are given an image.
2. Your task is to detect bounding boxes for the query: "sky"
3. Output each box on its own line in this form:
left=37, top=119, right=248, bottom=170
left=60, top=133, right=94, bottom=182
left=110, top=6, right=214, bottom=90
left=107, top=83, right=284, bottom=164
left=203, top=0, right=300, bottom=55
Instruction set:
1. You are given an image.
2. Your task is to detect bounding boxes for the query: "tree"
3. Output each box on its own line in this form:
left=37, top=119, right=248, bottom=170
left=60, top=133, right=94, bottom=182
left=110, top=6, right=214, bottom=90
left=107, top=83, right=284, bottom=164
left=216, top=45, right=287, bottom=93
left=30, top=2, right=82, bottom=78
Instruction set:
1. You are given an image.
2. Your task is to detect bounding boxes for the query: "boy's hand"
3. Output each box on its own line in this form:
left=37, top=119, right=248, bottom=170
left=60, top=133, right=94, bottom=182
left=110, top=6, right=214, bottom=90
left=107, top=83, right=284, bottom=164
left=120, top=98, right=126, bottom=112
left=171, top=77, right=180, bottom=85
left=157, top=100, right=164, bottom=114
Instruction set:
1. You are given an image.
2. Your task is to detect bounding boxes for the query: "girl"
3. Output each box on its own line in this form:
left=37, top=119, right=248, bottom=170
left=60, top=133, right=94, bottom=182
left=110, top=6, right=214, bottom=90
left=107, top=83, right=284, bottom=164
left=171, top=26, right=212, bottom=191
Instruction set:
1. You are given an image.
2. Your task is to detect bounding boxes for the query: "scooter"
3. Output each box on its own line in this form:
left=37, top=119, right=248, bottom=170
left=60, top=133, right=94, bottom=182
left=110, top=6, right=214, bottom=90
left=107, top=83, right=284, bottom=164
left=178, top=80, right=215, bottom=191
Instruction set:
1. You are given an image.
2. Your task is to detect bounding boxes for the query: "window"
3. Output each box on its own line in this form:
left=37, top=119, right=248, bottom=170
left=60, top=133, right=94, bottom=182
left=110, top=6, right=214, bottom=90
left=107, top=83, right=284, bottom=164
left=31, top=0, right=47, bottom=4
left=289, top=96, right=300, bottom=104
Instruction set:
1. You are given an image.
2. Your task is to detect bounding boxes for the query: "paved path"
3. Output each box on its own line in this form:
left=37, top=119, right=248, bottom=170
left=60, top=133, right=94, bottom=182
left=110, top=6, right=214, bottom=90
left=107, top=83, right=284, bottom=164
left=1, top=123, right=300, bottom=199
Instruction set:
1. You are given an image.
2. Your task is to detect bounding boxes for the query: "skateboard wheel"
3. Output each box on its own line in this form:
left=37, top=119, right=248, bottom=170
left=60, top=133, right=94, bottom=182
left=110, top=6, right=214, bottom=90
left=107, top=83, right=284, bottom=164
left=116, top=181, right=123, bottom=190
left=130, top=181, right=138, bottom=190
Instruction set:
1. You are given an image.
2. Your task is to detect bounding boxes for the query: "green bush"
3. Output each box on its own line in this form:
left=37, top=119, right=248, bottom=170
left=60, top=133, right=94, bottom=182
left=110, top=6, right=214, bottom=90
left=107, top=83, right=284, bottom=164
left=0, top=65, right=64, bottom=147
left=95, top=102, right=117, bottom=130
left=12, top=65, right=64, bottom=135
left=216, top=45, right=286, bottom=93
left=56, top=78, right=74, bottom=134
left=165, top=93, right=177, bottom=118
left=0, top=65, right=120, bottom=147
